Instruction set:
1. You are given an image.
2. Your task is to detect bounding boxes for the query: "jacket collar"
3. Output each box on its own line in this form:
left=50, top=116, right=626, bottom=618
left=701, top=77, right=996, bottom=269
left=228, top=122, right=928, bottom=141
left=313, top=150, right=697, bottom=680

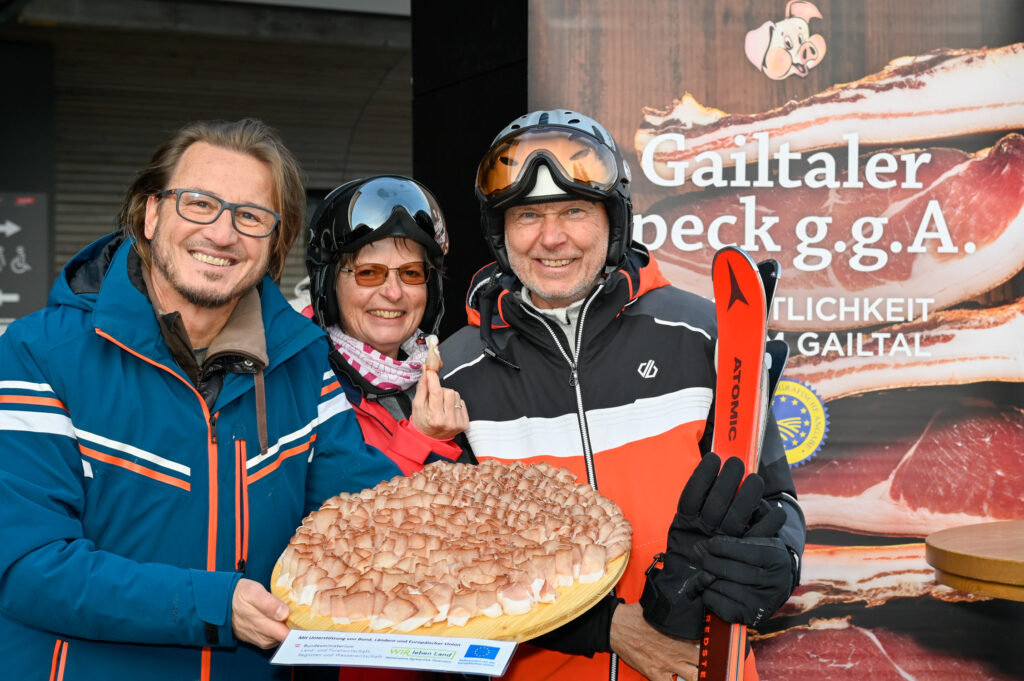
left=464, top=243, right=672, bottom=360
left=466, top=243, right=671, bottom=330
left=141, top=265, right=269, bottom=370
left=54, top=233, right=324, bottom=390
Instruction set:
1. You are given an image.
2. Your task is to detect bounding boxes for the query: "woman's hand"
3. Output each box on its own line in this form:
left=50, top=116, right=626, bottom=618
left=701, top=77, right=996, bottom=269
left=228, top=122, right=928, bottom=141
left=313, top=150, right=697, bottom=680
left=411, top=367, right=469, bottom=440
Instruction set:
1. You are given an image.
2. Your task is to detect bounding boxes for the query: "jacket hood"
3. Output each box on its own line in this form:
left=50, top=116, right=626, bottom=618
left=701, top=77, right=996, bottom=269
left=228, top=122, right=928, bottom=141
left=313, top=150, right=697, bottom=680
left=47, top=231, right=127, bottom=312
left=463, top=242, right=672, bottom=330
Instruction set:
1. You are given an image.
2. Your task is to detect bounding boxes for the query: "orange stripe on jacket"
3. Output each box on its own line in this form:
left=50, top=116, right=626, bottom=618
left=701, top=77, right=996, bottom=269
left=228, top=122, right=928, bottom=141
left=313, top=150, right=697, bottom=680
left=48, top=640, right=62, bottom=681
left=246, top=435, right=316, bottom=484
left=236, top=439, right=250, bottom=566
left=0, top=395, right=68, bottom=411
left=235, top=440, right=243, bottom=564
left=55, top=641, right=68, bottom=681
left=206, top=414, right=218, bottom=572
left=203, top=421, right=217, bottom=681
left=95, top=328, right=219, bottom=681
left=80, top=446, right=190, bottom=492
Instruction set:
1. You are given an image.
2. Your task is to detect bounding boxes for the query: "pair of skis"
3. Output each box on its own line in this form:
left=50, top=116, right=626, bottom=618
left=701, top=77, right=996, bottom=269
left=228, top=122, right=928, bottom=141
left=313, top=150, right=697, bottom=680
left=700, top=246, right=788, bottom=681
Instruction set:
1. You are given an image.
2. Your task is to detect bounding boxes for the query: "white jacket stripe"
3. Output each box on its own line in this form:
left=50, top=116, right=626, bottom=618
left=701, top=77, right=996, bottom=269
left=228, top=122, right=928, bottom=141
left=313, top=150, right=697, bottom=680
left=247, top=418, right=317, bottom=470
left=75, top=427, right=191, bottom=476
left=246, top=389, right=354, bottom=470
left=466, top=386, right=713, bottom=460
left=0, top=380, right=56, bottom=393
left=0, top=410, right=75, bottom=439
left=317, top=390, right=353, bottom=423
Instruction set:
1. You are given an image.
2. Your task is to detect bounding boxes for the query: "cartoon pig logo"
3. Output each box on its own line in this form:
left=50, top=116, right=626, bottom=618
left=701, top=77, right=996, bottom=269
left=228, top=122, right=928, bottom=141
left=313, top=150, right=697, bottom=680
left=745, top=0, right=828, bottom=80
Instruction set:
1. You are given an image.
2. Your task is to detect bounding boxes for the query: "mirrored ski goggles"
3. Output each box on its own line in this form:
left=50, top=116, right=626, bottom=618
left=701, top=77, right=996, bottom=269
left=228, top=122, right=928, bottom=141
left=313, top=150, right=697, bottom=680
left=347, top=177, right=447, bottom=253
left=476, top=126, right=621, bottom=201
left=338, top=261, right=430, bottom=286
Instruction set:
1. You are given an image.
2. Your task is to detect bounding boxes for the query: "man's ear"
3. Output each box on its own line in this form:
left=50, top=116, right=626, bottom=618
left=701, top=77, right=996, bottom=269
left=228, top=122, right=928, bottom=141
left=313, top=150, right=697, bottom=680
left=144, top=195, right=159, bottom=240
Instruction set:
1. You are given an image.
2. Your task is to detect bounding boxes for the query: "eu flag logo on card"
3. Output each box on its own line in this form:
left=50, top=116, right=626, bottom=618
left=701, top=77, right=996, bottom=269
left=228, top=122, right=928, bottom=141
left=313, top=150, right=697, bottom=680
left=465, top=645, right=499, bottom=660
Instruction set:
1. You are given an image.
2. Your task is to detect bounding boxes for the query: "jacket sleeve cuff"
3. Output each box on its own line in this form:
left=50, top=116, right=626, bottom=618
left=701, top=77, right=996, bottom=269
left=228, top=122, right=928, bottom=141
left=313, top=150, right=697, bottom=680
left=394, top=421, right=462, bottom=462
left=190, top=569, right=243, bottom=647
left=528, top=593, right=622, bottom=656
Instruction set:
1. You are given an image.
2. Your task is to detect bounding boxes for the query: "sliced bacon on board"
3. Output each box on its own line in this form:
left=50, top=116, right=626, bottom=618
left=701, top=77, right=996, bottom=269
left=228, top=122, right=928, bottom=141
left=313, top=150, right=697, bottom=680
left=784, top=298, right=1024, bottom=401
left=635, top=43, right=1024, bottom=177
left=644, top=134, right=1024, bottom=328
left=792, top=398, right=1024, bottom=537
left=778, top=543, right=984, bottom=617
left=276, top=459, right=632, bottom=632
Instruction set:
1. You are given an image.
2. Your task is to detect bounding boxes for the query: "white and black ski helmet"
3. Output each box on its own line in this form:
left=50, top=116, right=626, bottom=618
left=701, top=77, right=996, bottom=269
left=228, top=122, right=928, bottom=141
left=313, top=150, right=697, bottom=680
left=475, top=109, right=633, bottom=274
left=306, top=175, right=448, bottom=334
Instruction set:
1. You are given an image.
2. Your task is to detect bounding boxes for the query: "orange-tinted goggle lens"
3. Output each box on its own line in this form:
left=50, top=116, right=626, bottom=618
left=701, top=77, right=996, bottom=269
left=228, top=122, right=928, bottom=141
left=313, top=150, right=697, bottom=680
left=476, top=127, right=619, bottom=200
left=341, top=261, right=429, bottom=286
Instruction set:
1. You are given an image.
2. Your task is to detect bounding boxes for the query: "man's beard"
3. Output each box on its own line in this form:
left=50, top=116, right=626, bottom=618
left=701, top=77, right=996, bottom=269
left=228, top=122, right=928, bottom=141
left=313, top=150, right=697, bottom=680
left=149, top=222, right=267, bottom=310
left=172, top=276, right=251, bottom=309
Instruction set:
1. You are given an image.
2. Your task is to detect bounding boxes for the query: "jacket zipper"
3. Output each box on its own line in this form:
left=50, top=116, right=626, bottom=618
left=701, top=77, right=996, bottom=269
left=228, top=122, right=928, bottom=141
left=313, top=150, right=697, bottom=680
left=235, top=438, right=249, bottom=573
left=93, top=329, right=220, bottom=680
left=520, top=283, right=603, bottom=490
left=573, top=287, right=620, bottom=681
left=522, top=288, right=620, bottom=681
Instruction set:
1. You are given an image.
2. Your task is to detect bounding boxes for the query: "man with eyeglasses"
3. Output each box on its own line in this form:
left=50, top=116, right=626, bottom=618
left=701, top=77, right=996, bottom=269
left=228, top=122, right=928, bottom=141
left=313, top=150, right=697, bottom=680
left=0, top=119, right=401, bottom=680
left=440, top=110, right=805, bottom=681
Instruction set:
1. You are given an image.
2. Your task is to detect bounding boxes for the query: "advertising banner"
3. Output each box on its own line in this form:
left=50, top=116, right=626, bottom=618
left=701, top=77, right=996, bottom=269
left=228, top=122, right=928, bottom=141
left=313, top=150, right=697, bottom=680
left=529, top=1, right=1024, bottom=678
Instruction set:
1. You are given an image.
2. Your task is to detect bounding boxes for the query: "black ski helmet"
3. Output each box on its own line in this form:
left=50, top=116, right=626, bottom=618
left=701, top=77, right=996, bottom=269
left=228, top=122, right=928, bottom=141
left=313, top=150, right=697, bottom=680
left=475, top=109, right=633, bottom=274
left=306, top=175, right=448, bottom=334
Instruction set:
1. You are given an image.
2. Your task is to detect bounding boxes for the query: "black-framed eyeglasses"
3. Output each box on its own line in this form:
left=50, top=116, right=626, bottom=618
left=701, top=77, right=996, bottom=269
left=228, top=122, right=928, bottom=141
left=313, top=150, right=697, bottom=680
left=155, top=189, right=281, bottom=238
left=338, top=261, right=430, bottom=286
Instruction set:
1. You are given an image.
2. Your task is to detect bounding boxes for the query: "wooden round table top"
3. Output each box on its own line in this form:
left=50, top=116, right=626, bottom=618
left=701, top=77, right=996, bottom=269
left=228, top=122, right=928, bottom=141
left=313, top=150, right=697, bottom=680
left=925, top=520, right=1024, bottom=602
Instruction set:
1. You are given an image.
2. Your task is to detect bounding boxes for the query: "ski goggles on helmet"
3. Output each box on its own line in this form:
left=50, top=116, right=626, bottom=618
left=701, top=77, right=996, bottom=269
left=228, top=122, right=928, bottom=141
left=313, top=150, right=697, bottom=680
left=345, top=176, right=448, bottom=255
left=476, top=126, right=622, bottom=203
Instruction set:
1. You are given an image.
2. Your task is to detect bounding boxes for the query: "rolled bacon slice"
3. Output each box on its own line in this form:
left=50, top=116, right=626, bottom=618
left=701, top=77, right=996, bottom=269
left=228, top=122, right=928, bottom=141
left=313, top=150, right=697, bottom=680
left=635, top=43, right=1024, bottom=178
left=424, top=334, right=442, bottom=372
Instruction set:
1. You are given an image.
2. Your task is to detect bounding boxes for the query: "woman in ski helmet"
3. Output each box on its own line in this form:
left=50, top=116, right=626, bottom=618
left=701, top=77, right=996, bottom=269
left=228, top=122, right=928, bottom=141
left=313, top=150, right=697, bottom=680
left=304, top=175, right=470, bottom=477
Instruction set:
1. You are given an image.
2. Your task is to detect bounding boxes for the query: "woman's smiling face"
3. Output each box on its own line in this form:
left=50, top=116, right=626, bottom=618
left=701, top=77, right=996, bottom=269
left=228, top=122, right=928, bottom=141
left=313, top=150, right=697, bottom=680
left=335, top=237, right=428, bottom=358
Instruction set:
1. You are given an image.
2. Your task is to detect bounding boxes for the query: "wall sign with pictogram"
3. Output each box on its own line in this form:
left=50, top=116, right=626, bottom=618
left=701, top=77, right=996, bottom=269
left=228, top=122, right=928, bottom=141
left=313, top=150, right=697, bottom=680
left=0, top=193, right=50, bottom=334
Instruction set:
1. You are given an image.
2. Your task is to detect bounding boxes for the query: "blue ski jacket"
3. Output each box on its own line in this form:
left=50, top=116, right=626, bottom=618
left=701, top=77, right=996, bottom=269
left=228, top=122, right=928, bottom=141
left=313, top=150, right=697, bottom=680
left=0, top=233, right=402, bottom=681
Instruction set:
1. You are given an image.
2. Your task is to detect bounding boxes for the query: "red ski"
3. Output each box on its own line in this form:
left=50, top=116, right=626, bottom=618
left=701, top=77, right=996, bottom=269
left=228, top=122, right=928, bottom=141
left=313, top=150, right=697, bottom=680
left=700, top=246, right=771, bottom=681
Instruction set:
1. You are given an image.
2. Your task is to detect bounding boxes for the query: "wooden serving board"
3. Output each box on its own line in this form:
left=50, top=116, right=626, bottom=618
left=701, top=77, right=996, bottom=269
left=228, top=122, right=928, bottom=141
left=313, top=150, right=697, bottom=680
left=925, top=520, right=1024, bottom=602
left=272, top=552, right=627, bottom=642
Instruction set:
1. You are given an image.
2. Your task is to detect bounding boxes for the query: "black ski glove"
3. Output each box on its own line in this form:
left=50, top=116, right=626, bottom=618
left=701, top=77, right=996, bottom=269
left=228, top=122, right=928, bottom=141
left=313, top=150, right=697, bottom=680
left=699, top=535, right=797, bottom=628
left=641, top=453, right=781, bottom=639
